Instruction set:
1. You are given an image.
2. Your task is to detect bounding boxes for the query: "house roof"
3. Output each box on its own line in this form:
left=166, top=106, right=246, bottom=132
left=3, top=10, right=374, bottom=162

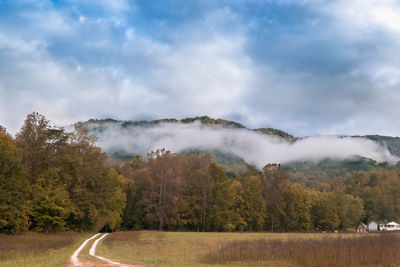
left=369, top=221, right=386, bottom=224
left=368, top=221, right=399, bottom=225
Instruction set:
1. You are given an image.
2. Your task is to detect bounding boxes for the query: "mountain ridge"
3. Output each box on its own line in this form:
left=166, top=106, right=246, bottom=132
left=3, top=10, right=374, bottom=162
left=84, top=115, right=297, bottom=142
left=84, top=115, right=399, bottom=147
left=82, top=116, right=400, bottom=182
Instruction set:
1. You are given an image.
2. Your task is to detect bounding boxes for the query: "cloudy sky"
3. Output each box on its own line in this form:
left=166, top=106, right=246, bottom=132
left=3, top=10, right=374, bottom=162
left=1, top=0, right=400, bottom=136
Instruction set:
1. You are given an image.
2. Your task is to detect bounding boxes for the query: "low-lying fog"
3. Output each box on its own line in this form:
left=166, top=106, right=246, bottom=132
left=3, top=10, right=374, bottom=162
left=89, top=122, right=398, bottom=168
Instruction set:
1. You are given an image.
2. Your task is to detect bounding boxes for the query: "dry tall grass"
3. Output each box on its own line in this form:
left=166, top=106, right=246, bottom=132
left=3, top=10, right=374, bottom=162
left=98, top=231, right=400, bottom=266
left=0, top=232, right=83, bottom=261
left=203, top=233, right=400, bottom=266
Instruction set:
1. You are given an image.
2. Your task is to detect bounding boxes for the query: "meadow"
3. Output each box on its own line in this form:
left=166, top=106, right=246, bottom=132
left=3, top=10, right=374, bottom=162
left=1, top=231, right=399, bottom=266
left=0, top=232, right=90, bottom=267
left=98, top=231, right=400, bottom=267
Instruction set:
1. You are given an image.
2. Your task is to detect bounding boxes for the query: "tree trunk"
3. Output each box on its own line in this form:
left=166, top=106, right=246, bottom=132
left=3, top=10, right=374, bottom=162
left=202, top=182, right=207, bottom=232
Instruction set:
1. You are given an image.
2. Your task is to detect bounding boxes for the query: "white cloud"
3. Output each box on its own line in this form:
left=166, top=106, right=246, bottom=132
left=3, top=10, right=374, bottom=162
left=0, top=12, right=255, bottom=134
left=320, top=0, right=400, bottom=34
left=1, top=0, right=400, bottom=138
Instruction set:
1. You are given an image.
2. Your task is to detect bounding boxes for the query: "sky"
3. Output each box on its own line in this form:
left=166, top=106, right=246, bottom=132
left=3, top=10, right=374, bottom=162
left=1, top=0, right=400, bottom=136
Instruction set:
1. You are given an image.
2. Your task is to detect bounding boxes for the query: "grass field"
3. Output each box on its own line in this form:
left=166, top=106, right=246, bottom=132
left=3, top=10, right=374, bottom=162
left=98, top=231, right=400, bottom=267
left=0, top=232, right=91, bottom=267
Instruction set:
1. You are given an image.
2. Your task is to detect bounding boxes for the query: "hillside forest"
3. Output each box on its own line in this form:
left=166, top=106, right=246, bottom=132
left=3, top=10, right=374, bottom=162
left=1, top=112, right=400, bottom=234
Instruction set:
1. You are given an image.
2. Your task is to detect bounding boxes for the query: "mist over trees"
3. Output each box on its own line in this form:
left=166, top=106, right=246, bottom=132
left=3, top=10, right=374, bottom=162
left=1, top=112, right=400, bottom=234
left=86, top=118, right=398, bottom=168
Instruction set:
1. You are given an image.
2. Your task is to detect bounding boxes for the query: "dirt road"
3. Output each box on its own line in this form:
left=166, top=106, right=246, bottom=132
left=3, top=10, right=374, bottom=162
left=70, top=233, right=138, bottom=267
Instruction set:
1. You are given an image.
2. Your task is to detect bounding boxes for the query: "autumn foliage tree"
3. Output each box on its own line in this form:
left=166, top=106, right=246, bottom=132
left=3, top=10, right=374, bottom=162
left=283, top=184, right=312, bottom=231
left=260, top=164, right=289, bottom=231
left=146, top=149, right=184, bottom=230
left=0, top=126, right=30, bottom=233
left=10, top=113, right=124, bottom=232
left=207, top=163, right=235, bottom=231
left=239, top=176, right=265, bottom=231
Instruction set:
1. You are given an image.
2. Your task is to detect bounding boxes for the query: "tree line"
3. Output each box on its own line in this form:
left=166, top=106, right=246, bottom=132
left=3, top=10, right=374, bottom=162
left=1, top=112, right=400, bottom=234
left=116, top=150, right=365, bottom=232
left=0, top=112, right=124, bottom=233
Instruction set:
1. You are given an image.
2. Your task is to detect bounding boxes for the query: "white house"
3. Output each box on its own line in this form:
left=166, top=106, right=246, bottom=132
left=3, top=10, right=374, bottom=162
left=368, top=221, right=378, bottom=231
left=368, top=221, right=386, bottom=231
left=367, top=221, right=400, bottom=231
left=385, top=221, right=400, bottom=231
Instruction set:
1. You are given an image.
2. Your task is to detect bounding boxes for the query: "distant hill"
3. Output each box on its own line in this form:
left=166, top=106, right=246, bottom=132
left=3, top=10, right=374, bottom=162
left=85, top=116, right=246, bottom=129
left=83, top=116, right=400, bottom=182
left=83, top=116, right=296, bottom=177
left=180, top=149, right=258, bottom=178
left=281, top=157, right=393, bottom=186
left=357, top=135, right=400, bottom=158
left=84, top=115, right=295, bottom=141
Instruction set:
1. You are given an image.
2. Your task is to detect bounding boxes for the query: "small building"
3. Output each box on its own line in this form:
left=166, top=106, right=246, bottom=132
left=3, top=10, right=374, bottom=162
left=356, top=223, right=367, bottom=233
left=367, top=220, right=400, bottom=231
left=368, top=221, right=378, bottom=231
left=385, top=221, right=400, bottom=231
left=377, top=221, right=387, bottom=231
left=368, top=221, right=387, bottom=231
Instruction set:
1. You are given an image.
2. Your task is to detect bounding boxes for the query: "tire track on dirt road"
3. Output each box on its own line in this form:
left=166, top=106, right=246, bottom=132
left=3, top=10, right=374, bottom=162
left=70, top=233, right=140, bottom=267
left=71, top=233, right=101, bottom=266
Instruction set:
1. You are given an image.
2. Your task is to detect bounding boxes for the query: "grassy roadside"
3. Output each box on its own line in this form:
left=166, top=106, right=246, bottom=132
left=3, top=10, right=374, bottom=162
left=98, top=231, right=377, bottom=267
left=0, top=232, right=92, bottom=267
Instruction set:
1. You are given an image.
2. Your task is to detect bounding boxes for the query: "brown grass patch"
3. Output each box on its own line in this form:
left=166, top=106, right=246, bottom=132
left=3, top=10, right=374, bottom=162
left=202, top=233, right=400, bottom=266
left=0, top=232, right=84, bottom=261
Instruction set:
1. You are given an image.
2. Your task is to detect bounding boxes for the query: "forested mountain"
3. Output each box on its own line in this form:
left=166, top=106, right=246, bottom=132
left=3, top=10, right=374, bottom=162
left=83, top=116, right=400, bottom=182
left=84, top=116, right=296, bottom=142
left=282, top=157, right=394, bottom=186
left=180, top=149, right=257, bottom=178
left=362, top=135, right=400, bottom=157
left=85, top=116, right=247, bottom=131
left=83, top=116, right=298, bottom=177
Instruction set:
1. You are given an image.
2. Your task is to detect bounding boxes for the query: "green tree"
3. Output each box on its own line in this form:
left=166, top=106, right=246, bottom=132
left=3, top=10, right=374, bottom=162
left=311, top=193, right=340, bottom=231
left=241, top=176, right=265, bottom=231
left=0, top=127, right=30, bottom=233
left=208, top=163, right=235, bottom=231
left=63, top=123, right=125, bottom=231
left=360, top=185, right=385, bottom=222
left=129, top=155, right=144, bottom=170
left=15, top=112, right=68, bottom=183
left=260, top=164, right=288, bottom=231
left=330, top=191, right=364, bottom=230
left=283, top=184, right=312, bottom=231
left=30, top=169, right=73, bottom=232
left=121, top=168, right=154, bottom=230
